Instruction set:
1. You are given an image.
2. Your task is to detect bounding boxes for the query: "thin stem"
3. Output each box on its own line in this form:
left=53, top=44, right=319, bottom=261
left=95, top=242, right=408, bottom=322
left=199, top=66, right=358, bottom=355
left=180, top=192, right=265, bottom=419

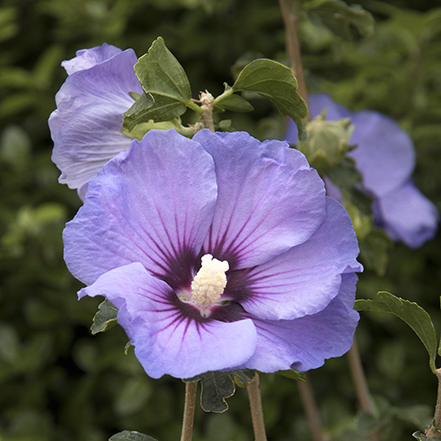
left=347, top=339, right=381, bottom=441
left=246, top=373, right=268, bottom=441
left=347, top=339, right=374, bottom=413
left=297, top=375, right=329, bottom=441
left=180, top=381, right=198, bottom=441
left=425, top=368, right=441, bottom=438
left=278, top=0, right=310, bottom=119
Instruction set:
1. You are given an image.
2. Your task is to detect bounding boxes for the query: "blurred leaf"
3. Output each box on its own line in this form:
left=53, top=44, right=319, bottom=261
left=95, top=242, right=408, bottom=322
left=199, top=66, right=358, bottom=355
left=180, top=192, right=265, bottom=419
left=359, top=228, right=391, bottom=276
left=0, top=325, right=20, bottom=364
left=123, top=37, right=192, bottom=129
left=109, top=431, right=158, bottom=441
left=0, top=125, right=31, bottom=167
left=326, top=159, right=373, bottom=216
left=232, top=59, right=308, bottom=140
left=91, top=299, right=118, bottom=335
left=355, top=292, right=438, bottom=374
left=0, top=7, right=18, bottom=43
left=304, top=0, right=375, bottom=39
left=276, top=369, right=306, bottom=381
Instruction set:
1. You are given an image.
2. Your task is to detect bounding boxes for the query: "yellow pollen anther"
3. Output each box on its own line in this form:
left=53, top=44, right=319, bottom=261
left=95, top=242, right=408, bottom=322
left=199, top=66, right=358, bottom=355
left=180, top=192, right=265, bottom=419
left=191, top=254, right=229, bottom=306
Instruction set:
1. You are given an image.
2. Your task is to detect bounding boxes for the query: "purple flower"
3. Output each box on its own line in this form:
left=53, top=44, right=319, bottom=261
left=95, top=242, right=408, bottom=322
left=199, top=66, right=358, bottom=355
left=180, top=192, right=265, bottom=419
left=49, top=43, right=142, bottom=199
left=64, top=129, right=361, bottom=379
left=286, top=94, right=439, bottom=248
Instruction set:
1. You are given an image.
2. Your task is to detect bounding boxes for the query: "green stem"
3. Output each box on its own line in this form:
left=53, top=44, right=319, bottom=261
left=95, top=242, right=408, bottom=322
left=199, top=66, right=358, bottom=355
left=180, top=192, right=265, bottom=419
left=212, top=87, right=234, bottom=107
left=245, top=373, right=268, bottom=441
left=425, top=368, right=441, bottom=439
left=180, top=381, right=198, bottom=441
left=186, top=99, right=204, bottom=115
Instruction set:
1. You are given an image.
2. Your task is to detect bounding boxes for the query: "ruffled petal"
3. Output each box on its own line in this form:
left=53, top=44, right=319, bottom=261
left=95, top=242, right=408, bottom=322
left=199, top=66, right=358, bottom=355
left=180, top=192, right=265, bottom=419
left=51, top=103, right=134, bottom=191
left=63, top=129, right=218, bottom=288
left=242, top=273, right=359, bottom=373
left=49, top=47, right=142, bottom=190
left=229, top=197, right=360, bottom=320
left=193, top=130, right=326, bottom=269
left=375, top=180, right=439, bottom=248
left=80, top=262, right=257, bottom=379
left=62, top=43, right=123, bottom=74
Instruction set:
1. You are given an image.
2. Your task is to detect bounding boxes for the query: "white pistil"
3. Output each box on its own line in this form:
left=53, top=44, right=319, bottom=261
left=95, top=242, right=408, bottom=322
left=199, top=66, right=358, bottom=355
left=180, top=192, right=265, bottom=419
left=191, top=254, right=229, bottom=306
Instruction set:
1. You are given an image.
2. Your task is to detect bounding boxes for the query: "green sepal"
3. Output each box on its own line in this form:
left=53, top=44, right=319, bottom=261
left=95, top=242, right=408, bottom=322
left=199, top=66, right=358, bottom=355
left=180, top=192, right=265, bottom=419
left=232, top=59, right=307, bottom=140
left=276, top=369, right=306, bottom=381
left=304, top=0, right=375, bottom=40
left=123, top=37, right=192, bottom=131
left=109, top=431, right=158, bottom=441
left=90, top=299, right=118, bottom=335
left=355, top=292, right=438, bottom=374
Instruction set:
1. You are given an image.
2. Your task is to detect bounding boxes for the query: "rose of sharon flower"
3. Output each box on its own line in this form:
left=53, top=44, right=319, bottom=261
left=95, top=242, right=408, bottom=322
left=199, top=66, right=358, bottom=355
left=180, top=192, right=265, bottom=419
left=49, top=43, right=142, bottom=199
left=286, top=94, right=439, bottom=248
left=64, top=129, right=361, bottom=379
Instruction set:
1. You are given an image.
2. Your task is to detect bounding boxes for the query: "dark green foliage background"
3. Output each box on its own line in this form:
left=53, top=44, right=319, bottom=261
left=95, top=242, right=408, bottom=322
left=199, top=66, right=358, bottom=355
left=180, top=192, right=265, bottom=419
left=0, top=0, right=440, bottom=440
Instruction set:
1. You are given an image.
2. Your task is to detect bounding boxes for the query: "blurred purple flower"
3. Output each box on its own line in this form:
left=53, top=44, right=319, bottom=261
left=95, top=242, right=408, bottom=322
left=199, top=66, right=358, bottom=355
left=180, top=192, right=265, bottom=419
left=286, top=94, right=439, bottom=248
left=64, top=129, right=361, bottom=379
left=49, top=43, right=142, bottom=199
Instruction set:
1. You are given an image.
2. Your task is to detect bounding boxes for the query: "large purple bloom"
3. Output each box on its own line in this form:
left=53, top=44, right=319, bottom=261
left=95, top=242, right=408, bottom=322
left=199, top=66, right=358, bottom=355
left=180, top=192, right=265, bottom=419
left=64, top=129, right=361, bottom=379
left=49, top=43, right=142, bottom=198
left=286, top=94, right=439, bottom=248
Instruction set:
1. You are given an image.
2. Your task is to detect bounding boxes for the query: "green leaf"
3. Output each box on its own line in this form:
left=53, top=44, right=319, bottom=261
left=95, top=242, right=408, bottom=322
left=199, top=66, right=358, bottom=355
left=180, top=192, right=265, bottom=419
left=304, top=0, right=375, bottom=40
left=214, top=91, right=254, bottom=113
left=230, top=369, right=255, bottom=386
left=355, top=292, right=438, bottom=374
left=109, top=431, right=158, bottom=441
left=187, top=371, right=236, bottom=413
left=123, top=37, right=192, bottom=129
left=276, top=369, right=306, bottom=381
left=232, top=59, right=307, bottom=140
left=90, top=299, right=118, bottom=335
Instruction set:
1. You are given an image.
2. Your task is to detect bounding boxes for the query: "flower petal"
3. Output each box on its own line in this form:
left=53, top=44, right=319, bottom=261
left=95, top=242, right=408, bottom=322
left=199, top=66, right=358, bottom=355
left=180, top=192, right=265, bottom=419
left=242, top=273, right=359, bottom=373
left=229, top=197, right=360, bottom=320
left=62, top=43, right=124, bottom=75
left=49, top=47, right=142, bottom=190
left=80, top=262, right=257, bottom=379
left=375, top=180, right=439, bottom=248
left=63, top=129, right=218, bottom=288
left=349, top=110, right=415, bottom=196
left=193, top=130, right=326, bottom=269
left=286, top=94, right=416, bottom=196
left=51, top=103, right=134, bottom=192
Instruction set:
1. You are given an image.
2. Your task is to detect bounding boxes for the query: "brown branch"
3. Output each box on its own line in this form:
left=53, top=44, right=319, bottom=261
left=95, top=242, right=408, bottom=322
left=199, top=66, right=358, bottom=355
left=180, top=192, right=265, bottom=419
left=180, top=381, right=198, bottom=441
left=246, top=373, right=268, bottom=441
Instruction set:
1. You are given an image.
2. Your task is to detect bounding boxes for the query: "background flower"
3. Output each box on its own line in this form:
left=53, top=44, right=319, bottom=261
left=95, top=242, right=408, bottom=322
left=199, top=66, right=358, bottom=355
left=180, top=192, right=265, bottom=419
left=49, top=43, right=142, bottom=198
left=63, top=129, right=360, bottom=379
left=286, top=93, right=439, bottom=248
